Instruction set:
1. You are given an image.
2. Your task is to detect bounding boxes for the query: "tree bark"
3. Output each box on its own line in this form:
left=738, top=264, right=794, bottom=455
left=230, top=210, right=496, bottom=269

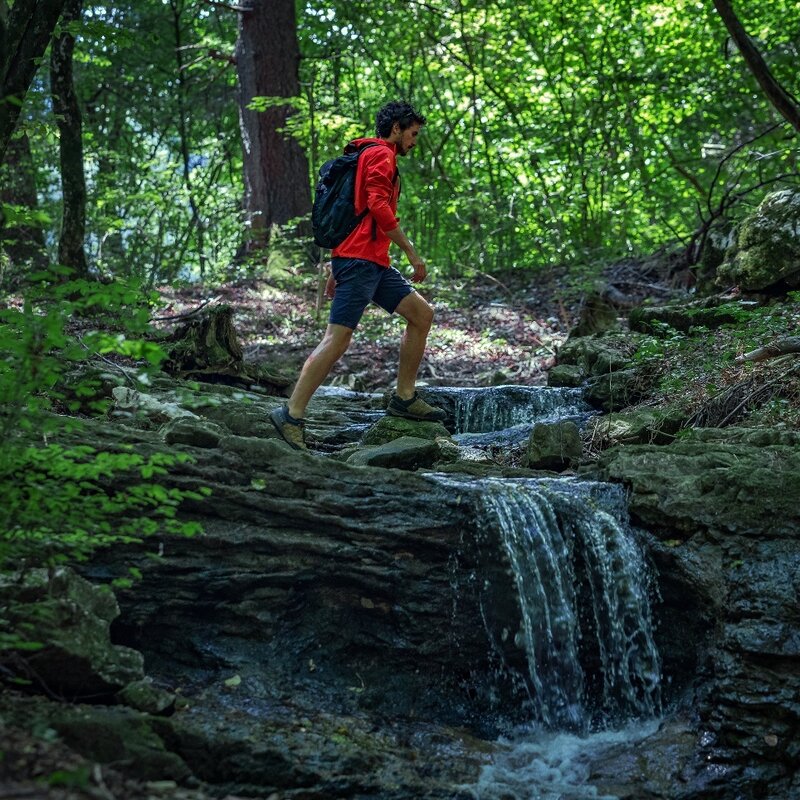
left=712, top=0, right=800, bottom=133
left=0, top=0, right=68, bottom=166
left=235, top=0, right=311, bottom=252
left=735, top=336, right=800, bottom=364
left=50, top=0, right=88, bottom=275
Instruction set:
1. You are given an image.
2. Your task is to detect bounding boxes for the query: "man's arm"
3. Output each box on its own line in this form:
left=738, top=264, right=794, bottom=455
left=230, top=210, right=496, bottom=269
left=386, top=226, right=426, bottom=283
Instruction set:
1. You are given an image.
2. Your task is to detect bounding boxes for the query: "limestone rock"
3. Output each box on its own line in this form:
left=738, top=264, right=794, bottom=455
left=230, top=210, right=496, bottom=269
left=587, top=408, right=686, bottom=448
left=346, top=436, right=441, bottom=470
left=0, top=568, right=144, bottom=698
left=116, top=679, right=176, bottom=716
left=160, top=416, right=226, bottom=448
left=585, top=368, right=641, bottom=412
left=718, top=189, right=800, bottom=291
left=112, top=386, right=197, bottom=425
left=523, top=421, right=582, bottom=470
left=362, top=414, right=451, bottom=445
left=547, top=364, right=584, bottom=388
left=629, top=297, right=742, bottom=334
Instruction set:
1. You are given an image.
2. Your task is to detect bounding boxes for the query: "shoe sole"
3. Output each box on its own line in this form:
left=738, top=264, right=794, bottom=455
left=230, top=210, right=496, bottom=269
left=269, top=409, right=307, bottom=451
left=386, top=407, right=446, bottom=423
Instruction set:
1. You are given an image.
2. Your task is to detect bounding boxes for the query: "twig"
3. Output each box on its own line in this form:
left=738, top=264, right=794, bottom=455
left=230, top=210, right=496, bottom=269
left=151, top=295, right=221, bottom=322
left=717, top=361, right=800, bottom=427
left=77, top=339, right=138, bottom=388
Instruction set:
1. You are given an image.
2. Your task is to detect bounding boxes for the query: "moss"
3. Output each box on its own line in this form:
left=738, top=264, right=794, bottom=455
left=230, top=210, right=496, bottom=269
left=718, top=189, right=800, bottom=291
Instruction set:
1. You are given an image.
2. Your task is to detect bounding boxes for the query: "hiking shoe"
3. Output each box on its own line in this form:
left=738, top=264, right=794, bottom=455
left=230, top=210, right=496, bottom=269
left=269, top=405, right=307, bottom=450
left=386, top=391, right=446, bottom=422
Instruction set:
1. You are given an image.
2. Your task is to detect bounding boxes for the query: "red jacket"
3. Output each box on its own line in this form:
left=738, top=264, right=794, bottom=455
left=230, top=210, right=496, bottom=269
left=331, top=138, right=400, bottom=268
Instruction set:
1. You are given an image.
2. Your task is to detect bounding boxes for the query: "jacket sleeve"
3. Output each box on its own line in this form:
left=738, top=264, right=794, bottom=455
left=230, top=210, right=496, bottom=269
left=362, top=150, right=399, bottom=233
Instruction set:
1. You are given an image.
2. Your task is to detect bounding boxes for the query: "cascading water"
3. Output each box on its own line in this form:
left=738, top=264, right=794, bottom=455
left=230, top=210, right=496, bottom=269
left=450, top=477, right=663, bottom=800
left=476, top=478, right=661, bottom=731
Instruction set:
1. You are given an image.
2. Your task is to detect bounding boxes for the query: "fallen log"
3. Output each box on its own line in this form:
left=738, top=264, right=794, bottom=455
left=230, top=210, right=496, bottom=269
left=734, top=336, right=800, bottom=363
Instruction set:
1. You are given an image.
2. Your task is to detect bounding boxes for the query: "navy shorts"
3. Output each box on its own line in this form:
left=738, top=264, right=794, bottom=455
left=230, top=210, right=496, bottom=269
left=329, top=257, right=414, bottom=330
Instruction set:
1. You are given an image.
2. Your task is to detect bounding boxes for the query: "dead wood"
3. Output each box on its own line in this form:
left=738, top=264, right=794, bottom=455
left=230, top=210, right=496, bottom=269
left=735, top=337, right=800, bottom=364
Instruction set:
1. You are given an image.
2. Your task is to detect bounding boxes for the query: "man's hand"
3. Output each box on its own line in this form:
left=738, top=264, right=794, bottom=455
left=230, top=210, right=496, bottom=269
left=325, top=272, right=336, bottom=299
left=410, top=258, right=427, bottom=283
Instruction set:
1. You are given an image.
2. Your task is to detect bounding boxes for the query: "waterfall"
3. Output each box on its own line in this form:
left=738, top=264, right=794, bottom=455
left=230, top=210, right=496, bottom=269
left=475, top=478, right=661, bottom=732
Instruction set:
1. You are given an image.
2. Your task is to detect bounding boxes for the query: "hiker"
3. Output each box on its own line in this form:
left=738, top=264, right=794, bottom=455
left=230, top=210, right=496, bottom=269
left=270, top=101, right=445, bottom=451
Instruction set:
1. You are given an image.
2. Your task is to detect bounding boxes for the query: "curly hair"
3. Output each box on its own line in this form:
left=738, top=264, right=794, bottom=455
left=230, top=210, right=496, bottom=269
left=375, top=101, right=427, bottom=138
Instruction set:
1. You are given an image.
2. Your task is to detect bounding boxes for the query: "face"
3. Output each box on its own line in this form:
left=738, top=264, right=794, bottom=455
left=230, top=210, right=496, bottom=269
left=393, top=122, right=421, bottom=157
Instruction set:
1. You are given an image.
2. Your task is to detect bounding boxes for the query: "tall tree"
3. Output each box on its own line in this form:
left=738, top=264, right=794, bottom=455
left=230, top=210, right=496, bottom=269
left=712, top=0, right=800, bottom=133
left=235, top=0, right=311, bottom=252
left=0, top=0, right=68, bottom=165
left=50, top=0, right=88, bottom=274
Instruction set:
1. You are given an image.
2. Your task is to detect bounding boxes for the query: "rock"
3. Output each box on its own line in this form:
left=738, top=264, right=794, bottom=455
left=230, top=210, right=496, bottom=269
left=569, top=288, right=621, bottom=337
left=547, top=364, right=584, bottom=387
left=523, top=421, right=582, bottom=470
left=585, top=368, right=641, bottom=412
left=112, top=386, right=197, bottom=425
left=116, top=679, right=176, bottom=715
left=587, top=408, right=686, bottom=448
left=346, top=436, right=441, bottom=470
left=718, top=188, right=800, bottom=291
left=0, top=568, right=144, bottom=698
left=160, top=416, right=226, bottom=448
left=588, top=428, right=800, bottom=796
left=556, top=333, right=640, bottom=376
left=362, top=414, right=451, bottom=445
left=629, top=297, right=743, bottom=334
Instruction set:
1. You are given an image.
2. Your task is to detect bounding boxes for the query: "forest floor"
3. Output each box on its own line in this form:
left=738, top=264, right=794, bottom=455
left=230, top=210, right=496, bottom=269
left=153, top=267, right=580, bottom=391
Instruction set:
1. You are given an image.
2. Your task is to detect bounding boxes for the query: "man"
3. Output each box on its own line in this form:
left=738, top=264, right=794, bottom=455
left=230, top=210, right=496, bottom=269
left=270, top=101, right=445, bottom=451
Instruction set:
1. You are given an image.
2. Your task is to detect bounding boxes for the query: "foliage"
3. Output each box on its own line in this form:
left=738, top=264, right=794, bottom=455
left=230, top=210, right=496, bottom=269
left=2, top=0, right=799, bottom=283
left=0, top=270, right=206, bottom=578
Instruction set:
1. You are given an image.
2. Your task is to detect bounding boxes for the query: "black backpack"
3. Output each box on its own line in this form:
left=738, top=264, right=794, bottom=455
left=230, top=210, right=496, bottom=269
left=311, top=142, right=397, bottom=249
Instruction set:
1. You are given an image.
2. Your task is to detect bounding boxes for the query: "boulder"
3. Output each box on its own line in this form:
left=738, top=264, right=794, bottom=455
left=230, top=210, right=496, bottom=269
left=0, top=568, right=144, bottom=698
left=718, top=189, right=800, bottom=291
left=362, top=414, right=451, bottom=445
left=587, top=408, right=686, bottom=448
left=547, top=364, right=584, bottom=388
left=585, top=368, right=641, bottom=412
left=346, top=435, right=441, bottom=470
left=523, top=421, right=582, bottom=470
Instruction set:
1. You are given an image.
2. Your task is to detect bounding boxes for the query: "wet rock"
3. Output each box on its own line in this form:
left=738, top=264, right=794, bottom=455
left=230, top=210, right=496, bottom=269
left=589, top=428, right=800, bottom=797
left=718, top=189, right=800, bottom=291
left=362, top=414, right=451, bottom=445
left=346, top=435, right=441, bottom=469
left=523, top=421, right=581, bottom=470
left=0, top=568, right=144, bottom=699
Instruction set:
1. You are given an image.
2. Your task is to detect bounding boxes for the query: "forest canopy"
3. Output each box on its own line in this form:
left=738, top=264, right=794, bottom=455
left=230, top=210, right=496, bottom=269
left=0, top=0, right=798, bottom=286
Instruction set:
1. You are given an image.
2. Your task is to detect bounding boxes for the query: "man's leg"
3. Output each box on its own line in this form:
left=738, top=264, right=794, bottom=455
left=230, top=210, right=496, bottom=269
left=288, top=323, right=353, bottom=419
left=394, top=292, right=434, bottom=399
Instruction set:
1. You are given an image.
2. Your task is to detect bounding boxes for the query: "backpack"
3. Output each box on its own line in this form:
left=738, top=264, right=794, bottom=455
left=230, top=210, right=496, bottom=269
left=311, top=142, right=397, bottom=249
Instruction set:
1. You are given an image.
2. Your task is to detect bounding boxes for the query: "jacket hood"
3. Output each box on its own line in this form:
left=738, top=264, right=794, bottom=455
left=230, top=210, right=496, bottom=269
left=344, top=137, right=396, bottom=154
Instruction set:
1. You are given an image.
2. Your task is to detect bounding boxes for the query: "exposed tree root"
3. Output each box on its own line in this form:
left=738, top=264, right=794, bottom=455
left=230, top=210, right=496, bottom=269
left=735, top=336, right=800, bottom=363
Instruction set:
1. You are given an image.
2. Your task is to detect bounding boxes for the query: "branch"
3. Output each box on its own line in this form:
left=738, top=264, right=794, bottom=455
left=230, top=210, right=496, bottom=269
left=201, top=0, right=251, bottom=11
left=735, top=336, right=800, bottom=363
left=712, top=0, right=800, bottom=133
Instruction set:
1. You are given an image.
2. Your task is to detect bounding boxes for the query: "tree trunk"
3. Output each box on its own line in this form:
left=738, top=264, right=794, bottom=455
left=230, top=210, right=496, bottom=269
left=0, top=0, right=68, bottom=166
left=235, top=0, right=311, bottom=253
left=712, top=0, right=800, bottom=133
left=50, top=0, right=88, bottom=276
left=0, top=131, right=46, bottom=272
